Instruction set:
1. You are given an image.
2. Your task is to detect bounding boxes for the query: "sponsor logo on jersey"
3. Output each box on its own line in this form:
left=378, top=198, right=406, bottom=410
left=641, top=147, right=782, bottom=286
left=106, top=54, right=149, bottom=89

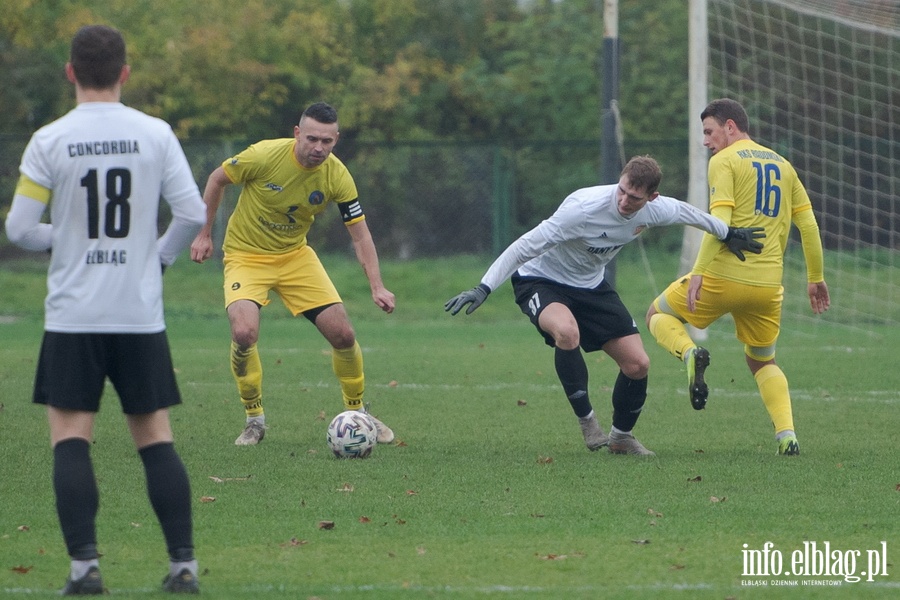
left=68, top=140, right=140, bottom=157
left=586, top=244, right=623, bottom=255
left=264, top=182, right=283, bottom=192
left=85, top=249, right=126, bottom=265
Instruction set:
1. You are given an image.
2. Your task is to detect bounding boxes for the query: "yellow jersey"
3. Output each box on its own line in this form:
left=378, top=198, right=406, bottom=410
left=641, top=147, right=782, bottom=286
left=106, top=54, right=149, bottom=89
left=699, top=139, right=814, bottom=287
left=221, top=138, right=360, bottom=254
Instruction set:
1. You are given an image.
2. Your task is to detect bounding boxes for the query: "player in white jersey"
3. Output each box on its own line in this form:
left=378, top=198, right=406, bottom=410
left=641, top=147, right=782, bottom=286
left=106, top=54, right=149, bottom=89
left=445, top=155, right=764, bottom=455
left=3, top=25, right=206, bottom=594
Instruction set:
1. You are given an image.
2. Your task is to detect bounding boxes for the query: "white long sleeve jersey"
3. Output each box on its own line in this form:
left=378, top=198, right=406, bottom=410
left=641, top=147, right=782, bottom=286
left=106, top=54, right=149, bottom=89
left=481, top=184, right=728, bottom=291
left=14, top=102, right=206, bottom=333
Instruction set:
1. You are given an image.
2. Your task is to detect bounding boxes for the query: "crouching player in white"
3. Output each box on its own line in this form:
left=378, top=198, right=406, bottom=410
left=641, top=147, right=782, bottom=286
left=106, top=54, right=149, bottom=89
left=446, top=156, right=764, bottom=456
left=3, top=25, right=206, bottom=594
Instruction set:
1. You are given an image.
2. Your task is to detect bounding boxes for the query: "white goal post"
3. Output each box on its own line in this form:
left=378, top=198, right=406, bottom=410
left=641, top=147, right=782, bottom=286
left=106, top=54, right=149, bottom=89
left=685, top=0, right=900, bottom=330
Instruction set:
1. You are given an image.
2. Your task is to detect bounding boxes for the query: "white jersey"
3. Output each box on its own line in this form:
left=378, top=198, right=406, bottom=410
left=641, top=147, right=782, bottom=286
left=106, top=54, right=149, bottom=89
left=481, top=184, right=728, bottom=291
left=16, top=102, right=206, bottom=333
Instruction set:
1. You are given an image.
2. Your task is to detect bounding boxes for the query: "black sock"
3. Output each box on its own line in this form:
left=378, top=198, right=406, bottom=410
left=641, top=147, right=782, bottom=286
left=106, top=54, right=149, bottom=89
left=53, top=438, right=99, bottom=560
left=611, top=371, right=648, bottom=432
left=555, top=347, right=593, bottom=418
left=139, top=442, right=194, bottom=561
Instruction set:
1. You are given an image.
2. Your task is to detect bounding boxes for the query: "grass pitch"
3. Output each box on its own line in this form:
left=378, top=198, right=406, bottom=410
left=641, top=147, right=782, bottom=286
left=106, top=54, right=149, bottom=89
left=1, top=251, right=898, bottom=598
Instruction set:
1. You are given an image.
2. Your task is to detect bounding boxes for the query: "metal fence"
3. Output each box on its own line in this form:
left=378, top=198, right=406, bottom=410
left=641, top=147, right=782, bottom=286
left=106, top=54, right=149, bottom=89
left=1, top=135, right=692, bottom=261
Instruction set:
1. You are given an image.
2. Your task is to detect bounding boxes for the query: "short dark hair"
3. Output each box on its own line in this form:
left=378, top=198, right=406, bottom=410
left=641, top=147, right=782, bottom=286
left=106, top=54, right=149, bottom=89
left=301, top=102, right=338, bottom=125
left=621, top=155, right=662, bottom=195
left=701, top=98, right=750, bottom=133
left=70, top=25, right=126, bottom=90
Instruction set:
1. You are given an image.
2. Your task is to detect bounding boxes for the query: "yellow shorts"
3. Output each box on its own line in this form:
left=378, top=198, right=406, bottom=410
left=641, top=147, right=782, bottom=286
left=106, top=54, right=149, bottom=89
left=223, top=246, right=342, bottom=316
left=659, top=275, right=783, bottom=348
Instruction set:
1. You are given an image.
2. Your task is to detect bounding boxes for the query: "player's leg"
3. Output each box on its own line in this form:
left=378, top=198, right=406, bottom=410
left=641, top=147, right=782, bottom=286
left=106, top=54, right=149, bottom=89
left=537, top=302, right=608, bottom=450
left=114, top=332, right=199, bottom=592
left=34, top=332, right=105, bottom=594
left=602, top=334, right=654, bottom=456
left=311, top=303, right=394, bottom=443
left=282, top=246, right=394, bottom=444
left=223, top=252, right=275, bottom=446
left=647, top=277, right=723, bottom=410
left=227, top=299, right=266, bottom=445
left=732, top=285, right=798, bottom=455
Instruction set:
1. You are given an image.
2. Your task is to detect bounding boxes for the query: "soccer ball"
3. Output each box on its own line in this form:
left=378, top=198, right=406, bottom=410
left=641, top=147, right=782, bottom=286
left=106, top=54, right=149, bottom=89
left=326, top=410, right=377, bottom=458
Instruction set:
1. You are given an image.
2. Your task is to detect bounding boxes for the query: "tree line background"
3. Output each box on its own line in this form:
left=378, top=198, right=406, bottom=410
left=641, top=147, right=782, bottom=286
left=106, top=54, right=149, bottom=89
left=1, top=0, right=691, bottom=259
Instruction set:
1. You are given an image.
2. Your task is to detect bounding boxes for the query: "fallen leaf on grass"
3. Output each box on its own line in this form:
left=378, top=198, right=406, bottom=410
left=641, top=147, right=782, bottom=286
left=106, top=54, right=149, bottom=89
left=417, top=546, right=426, bottom=555
left=336, top=483, right=354, bottom=492
left=394, top=440, right=408, bottom=447
left=538, top=554, right=567, bottom=560
left=199, top=496, right=216, bottom=503
left=316, top=410, right=327, bottom=421
left=895, top=483, right=900, bottom=492
left=11, top=565, right=32, bottom=574
left=537, top=456, right=553, bottom=464
left=647, top=508, right=663, bottom=517
left=671, top=564, right=685, bottom=570
left=389, top=380, right=399, bottom=387
left=517, top=400, right=527, bottom=406
left=688, top=475, right=702, bottom=482
left=318, top=521, right=335, bottom=530
left=279, top=537, right=307, bottom=548
left=406, top=490, right=418, bottom=496
left=130, top=522, right=141, bottom=528
left=17, top=526, right=29, bottom=532
left=631, top=539, right=651, bottom=544
left=359, top=516, right=371, bottom=524
left=710, top=496, right=727, bottom=503
left=209, top=475, right=252, bottom=483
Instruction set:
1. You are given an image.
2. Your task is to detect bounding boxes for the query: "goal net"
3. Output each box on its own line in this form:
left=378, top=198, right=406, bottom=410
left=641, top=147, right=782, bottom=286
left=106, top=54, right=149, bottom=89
left=705, top=0, right=900, bottom=330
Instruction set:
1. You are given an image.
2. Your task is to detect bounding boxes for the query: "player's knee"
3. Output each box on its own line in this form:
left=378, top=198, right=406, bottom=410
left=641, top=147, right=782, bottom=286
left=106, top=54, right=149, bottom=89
left=552, top=327, right=580, bottom=351
left=621, top=354, right=650, bottom=380
left=231, top=326, right=259, bottom=348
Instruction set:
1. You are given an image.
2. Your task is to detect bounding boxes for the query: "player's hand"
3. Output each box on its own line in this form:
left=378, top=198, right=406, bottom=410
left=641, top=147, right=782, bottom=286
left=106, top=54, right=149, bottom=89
left=723, top=226, right=765, bottom=261
left=444, top=284, right=491, bottom=315
left=808, top=281, right=830, bottom=315
left=687, top=274, right=703, bottom=312
left=190, top=233, right=214, bottom=264
left=373, top=287, right=396, bottom=314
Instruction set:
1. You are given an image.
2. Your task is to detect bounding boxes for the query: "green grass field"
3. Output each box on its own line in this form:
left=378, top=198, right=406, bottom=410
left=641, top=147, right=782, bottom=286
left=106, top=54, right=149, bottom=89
left=1, top=251, right=898, bottom=598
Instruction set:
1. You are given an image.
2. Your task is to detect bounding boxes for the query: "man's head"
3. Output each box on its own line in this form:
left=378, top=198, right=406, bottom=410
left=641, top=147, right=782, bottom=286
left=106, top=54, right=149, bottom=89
left=69, top=25, right=127, bottom=90
left=701, top=98, right=751, bottom=154
left=616, top=155, right=662, bottom=216
left=294, top=102, right=340, bottom=168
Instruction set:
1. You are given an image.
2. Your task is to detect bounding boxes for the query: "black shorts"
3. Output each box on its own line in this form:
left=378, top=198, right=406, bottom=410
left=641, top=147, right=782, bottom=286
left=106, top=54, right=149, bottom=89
left=33, top=331, right=182, bottom=415
left=511, top=274, right=639, bottom=352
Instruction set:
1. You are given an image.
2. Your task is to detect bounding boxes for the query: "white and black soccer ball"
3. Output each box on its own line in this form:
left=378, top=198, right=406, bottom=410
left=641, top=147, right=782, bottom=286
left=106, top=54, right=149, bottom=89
left=326, top=410, right=377, bottom=458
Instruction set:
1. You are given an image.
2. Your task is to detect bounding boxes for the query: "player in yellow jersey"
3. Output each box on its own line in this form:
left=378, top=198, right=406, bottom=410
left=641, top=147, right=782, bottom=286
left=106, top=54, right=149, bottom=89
left=646, top=98, right=830, bottom=456
left=190, top=102, right=396, bottom=446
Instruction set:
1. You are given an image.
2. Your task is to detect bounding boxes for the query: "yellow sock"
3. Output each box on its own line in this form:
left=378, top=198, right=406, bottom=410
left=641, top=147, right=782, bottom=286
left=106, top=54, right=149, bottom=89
left=648, top=313, right=694, bottom=361
left=231, top=341, right=263, bottom=418
left=754, top=364, right=794, bottom=434
left=333, top=341, right=364, bottom=411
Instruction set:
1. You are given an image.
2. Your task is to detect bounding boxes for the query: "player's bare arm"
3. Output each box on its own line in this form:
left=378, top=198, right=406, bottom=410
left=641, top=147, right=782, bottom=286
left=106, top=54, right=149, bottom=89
left=190, top=166, right=232, bottom=263
left=346, top=220, right=395, bottom=314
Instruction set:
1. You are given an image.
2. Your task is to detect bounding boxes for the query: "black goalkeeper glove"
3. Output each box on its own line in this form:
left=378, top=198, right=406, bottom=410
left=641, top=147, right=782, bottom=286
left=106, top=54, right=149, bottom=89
left=723, top=226, right=765, bottom=261
left=444, top=283, right=491, bottom=315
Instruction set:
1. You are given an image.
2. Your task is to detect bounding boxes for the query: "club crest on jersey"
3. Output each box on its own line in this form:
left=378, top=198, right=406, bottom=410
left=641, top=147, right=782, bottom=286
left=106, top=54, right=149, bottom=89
left=309, top=191, right=325, bottom=205
left=264, top=182, right=284, bottom=192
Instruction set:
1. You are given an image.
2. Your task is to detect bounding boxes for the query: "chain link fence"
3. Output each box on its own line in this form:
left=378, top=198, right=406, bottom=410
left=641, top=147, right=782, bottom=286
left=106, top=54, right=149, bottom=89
left=1, top=136, right=691, bottom=261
